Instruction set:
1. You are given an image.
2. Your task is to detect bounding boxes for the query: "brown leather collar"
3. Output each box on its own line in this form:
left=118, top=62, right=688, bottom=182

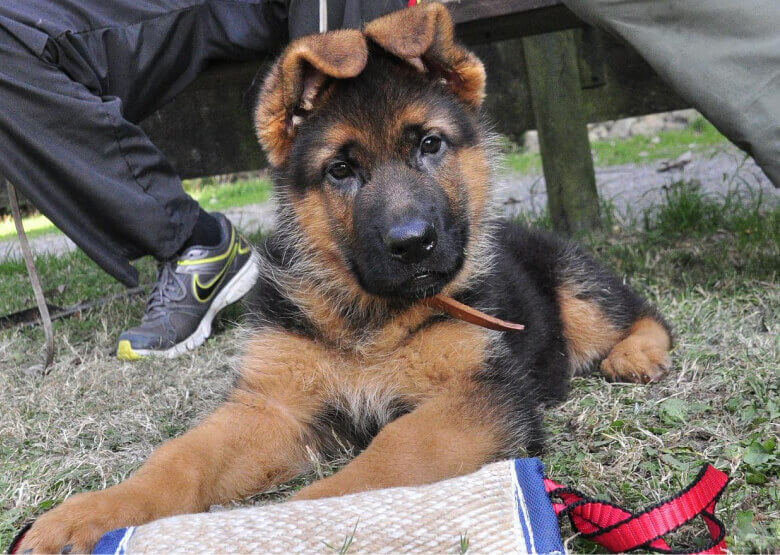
left=422, top=294, right=524, bottom=332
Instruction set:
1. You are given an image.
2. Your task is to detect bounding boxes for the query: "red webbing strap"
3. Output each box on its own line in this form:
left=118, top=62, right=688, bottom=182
left=544, top=464, right=729, bottom=554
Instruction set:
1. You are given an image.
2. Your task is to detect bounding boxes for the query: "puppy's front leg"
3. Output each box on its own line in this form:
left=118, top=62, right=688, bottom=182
left=293, top=382, right=520, bottom=501
left=19, top=390, right=316, bottom=554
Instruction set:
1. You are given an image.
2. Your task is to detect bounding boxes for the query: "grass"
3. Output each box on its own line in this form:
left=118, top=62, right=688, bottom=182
left=1, top=176, right=778, bottom=552
left=547, top=186, right=779, bottom=552
left=502, top=116, right=727, bottom=174
left=185, top=176, right=272, bottom=212
left=459, top=533, right=470, bottom=554
left=322, top=519, right=359, bottom=554
left=0, top=177, right=272, bottom=242
left=0, top=213, right=56, bottom=242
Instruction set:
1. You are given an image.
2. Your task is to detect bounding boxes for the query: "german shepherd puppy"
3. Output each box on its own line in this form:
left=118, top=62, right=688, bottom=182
left=18, top=4, right=672, bottom=552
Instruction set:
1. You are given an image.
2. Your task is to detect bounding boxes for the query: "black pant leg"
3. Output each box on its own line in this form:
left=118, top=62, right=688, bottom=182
left=0, top=20, right=200, bottom=287
left=288, top=0, right=407, bottom=39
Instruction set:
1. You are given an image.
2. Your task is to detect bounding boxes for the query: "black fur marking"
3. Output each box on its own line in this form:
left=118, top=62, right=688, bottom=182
left=310, top=399, right=413, bottom=459
left=473, top=358, right=547, bottom=458
left=461, top=221, right=671, bottom=406
left=243, top=235, right=316, bottom=337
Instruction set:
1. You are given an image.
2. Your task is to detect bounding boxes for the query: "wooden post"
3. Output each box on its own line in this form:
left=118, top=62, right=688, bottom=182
left=522, top=30, right=601, bottom=234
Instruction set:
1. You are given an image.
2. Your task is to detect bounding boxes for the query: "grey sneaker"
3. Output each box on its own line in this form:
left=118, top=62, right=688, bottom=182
left=116, top=213, right=259, bottom=360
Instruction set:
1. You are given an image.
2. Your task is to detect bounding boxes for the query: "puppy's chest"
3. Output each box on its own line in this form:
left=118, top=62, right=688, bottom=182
left=242, top=318, right=496, bottom=436
left=333, top=319, right=495, bottom=397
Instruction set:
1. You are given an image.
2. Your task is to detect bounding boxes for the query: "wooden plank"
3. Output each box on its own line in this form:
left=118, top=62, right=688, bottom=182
left=578, top=29, right=688, bottom=120
left=452, top=2, right=584, bottom=45
left=448, top=0, right=563, bottom=23
left=140, top=60, right=269, bottom=179
left=523, top=30, right=601, bottom=233
left=472, top=28, right=688, bottom=143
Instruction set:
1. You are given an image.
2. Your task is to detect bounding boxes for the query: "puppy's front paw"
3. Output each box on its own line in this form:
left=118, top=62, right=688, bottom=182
left=600, top=335, right=670, bottom=384
left=16, top=489, right=135, bottom=554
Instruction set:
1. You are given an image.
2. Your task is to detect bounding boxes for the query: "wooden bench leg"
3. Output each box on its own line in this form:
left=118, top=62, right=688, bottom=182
left=522, top=31, right=601, bottom=234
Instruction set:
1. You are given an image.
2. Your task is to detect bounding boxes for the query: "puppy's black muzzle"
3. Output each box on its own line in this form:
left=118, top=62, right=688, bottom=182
left=350, top=162, right=466, bottom=298
left=383, top=219, right=437, bottom=264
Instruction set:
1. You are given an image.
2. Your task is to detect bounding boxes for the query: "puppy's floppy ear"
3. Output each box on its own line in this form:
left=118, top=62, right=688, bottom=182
left=255, top=30, right=368, bottom=166
left=364, top=3, right=485, bottom=108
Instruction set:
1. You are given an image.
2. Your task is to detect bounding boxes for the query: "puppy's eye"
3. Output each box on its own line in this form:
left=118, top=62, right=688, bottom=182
left=420, top=135, right=442, bottom=155
left=328, top=161, right=354, bottom=180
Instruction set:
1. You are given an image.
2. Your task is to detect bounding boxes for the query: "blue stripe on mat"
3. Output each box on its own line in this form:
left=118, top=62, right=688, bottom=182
left=93, top=526, right=135, bottom=555
left=513, top=458, right=565, bottom=554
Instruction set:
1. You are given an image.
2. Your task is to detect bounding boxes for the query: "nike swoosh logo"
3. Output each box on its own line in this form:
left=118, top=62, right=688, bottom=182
left=192, top=236, right=239, bottom=303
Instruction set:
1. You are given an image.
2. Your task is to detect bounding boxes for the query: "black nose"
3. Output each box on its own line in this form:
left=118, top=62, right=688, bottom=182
left=383, top=219, right=437, bottom=263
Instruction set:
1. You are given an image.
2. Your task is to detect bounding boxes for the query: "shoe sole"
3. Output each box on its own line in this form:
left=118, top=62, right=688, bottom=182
left=118, top=250, right=261, bottom=360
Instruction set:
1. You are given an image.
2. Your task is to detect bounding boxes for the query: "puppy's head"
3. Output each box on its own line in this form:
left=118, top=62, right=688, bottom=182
left=256, top=3, right=493, bottom=303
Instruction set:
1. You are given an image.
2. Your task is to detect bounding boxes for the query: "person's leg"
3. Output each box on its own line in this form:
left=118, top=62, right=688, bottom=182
left=562, top=0, right=780, bottom=187
left=0, top=18, right=257, bottom=359
left=0, top=17, right=200, bottom=287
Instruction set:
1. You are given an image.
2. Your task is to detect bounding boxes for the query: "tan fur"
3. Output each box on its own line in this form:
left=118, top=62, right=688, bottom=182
left=287, top=190, right=384, bottom=340
left=22, top=317, right=493, bottom=552
left=255, top=30, right=368, bottom=165
left=456, top=146, right=491, bottom=231
left=557, top=285, right=622, bottom=374
left=292, top=383, right=501, bottom=500
left=397, top=102, right=431, bottom=129
left=436, top=158, right=466, bottom=216
left=397, top=103, right=463, bottom=146
left=558, top=283, right=671, bottom=382
left=292, top=190, right=347, bottom=273
left=432, top=147, right=496, bottom=301
left=317, top=122, right=365, bottom=163
left=242, top=313, right=491, bottom=401
left=321, top=186, right=355, bottom=238
left=601, top=318, right=671, bottom=383
left=364, top=3, right=486, bottom=108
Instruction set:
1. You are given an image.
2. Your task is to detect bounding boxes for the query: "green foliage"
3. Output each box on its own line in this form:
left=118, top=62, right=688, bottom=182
left=0, top=213, right=56, bottom=242
left=322, top=519, right=359, bottom=554
left=590, top=117, right=726, bottom=167
left=0, top=250, right=156, bottom=317
left=502, top=150, right=542, bottom=174
left=185, top=177, right=272, bottom=212
left=0, top=176, right=272, bottom=241
left=502, top=116, right=727, bottom=174
left=643, top=178, right=775, bottom=243
left=658, top=398, right=689, bottom=425
left=458, top=533, right=470, bottom=554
